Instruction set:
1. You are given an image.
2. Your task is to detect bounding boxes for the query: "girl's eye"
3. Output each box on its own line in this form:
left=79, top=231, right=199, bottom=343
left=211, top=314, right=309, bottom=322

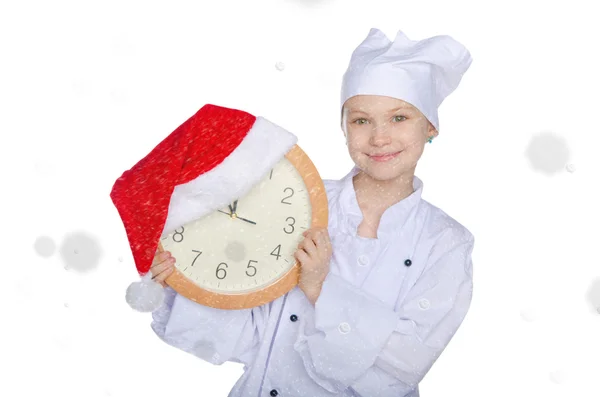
left=393, top=115, right=406, bottom=122
left=353, top=118, right=368, bottom=125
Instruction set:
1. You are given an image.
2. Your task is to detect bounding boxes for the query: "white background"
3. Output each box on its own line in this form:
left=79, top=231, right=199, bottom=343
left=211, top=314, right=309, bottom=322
left=1, top=0, right=599, bottom=396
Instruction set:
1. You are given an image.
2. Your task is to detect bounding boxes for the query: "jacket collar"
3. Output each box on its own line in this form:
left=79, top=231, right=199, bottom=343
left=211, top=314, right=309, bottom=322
left=338, top=166, right=423, bottom=238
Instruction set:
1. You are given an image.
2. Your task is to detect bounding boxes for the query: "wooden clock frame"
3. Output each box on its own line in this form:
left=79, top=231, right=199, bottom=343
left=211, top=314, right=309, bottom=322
left=156, top=144, right=328, bottom=310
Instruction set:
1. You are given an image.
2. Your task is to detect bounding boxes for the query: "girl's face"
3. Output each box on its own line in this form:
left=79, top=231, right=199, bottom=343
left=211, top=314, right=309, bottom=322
left=342, top=95, right=437, bottom=181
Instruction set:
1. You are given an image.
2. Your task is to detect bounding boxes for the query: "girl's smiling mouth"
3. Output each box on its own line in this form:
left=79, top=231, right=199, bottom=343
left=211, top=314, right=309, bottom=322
left=368, top=151, right=402, bottom=162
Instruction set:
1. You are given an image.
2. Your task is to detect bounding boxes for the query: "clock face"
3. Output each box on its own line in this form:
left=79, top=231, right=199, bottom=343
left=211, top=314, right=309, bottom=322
left=160, top=156, right=312, bottom=294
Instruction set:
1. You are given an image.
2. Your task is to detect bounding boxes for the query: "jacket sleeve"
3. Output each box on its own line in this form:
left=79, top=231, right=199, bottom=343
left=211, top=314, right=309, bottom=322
left=151, top=286, right=266, bottom=368
left=293, top=229, right=475, bottom=396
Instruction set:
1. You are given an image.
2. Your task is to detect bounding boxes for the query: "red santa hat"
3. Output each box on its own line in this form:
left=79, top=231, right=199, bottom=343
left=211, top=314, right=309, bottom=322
left=110, top=104, right=297, bottom=312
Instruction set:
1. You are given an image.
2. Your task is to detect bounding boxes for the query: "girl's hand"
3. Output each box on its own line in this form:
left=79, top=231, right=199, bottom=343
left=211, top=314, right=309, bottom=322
left=294, top=227, right=332, bottom=304
left=150, top=250, right=175, bottom=287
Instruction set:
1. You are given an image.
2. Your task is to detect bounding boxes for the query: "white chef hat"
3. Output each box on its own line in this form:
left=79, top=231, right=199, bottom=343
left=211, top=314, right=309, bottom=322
left=340, top=28, right=473, bottom=132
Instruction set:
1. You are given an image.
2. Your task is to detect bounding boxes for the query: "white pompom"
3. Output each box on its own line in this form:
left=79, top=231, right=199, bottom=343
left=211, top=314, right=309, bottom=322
left=125, top=273, right=166, bottom=312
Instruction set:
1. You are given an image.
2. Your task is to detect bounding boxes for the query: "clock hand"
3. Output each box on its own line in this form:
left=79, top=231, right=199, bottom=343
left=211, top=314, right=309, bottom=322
left=235, top=216, right=256, bottom=225
left=232, top=200, right=238, bottom=213
left=219, top=209, right=233, bottom=217
left=218, top=209, right=254, bottom=224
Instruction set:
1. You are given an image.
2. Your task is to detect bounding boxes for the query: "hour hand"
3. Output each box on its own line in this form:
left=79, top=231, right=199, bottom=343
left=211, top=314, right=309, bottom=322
left=227, top=200, right=238, bottom=215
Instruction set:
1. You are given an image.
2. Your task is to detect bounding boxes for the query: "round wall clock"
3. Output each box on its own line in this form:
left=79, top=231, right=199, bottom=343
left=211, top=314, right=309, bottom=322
left=157, top=144, right=328, bottom=310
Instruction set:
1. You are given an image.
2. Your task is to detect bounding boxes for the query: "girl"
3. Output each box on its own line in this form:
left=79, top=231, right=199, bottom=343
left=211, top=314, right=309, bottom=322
left=150, top=28, right=474, bottom=397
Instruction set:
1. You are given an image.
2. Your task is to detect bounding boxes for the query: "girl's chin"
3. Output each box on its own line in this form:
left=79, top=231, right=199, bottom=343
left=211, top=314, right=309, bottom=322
left=360, top=165, right=408, bottom=180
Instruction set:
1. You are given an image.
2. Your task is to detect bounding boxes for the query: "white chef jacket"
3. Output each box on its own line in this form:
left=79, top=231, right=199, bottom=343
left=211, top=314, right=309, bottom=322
left=151, top=166, right=475, bottom=397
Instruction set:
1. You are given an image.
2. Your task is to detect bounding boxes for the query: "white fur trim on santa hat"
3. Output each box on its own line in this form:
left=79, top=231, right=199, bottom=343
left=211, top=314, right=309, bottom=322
left=160, top=116, right=298, bottom=236
left=125, top=273, right=166, bottom=312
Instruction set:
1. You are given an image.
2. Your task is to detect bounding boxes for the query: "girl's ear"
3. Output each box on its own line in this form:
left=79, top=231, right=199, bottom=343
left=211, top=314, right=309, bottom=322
left=340, top=107, right=346, bottom=132
left=428, top=121, right=438, bottom=137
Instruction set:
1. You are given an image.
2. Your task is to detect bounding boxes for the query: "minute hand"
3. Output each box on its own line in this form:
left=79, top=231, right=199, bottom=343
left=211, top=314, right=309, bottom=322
left=235, top=215, right=256, bottom=225
left=218, top=209, right=256, bottom=225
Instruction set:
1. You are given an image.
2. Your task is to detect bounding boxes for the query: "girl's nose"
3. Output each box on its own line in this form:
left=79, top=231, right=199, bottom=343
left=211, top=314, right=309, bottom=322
left=369, top=125, right=392, bottom=146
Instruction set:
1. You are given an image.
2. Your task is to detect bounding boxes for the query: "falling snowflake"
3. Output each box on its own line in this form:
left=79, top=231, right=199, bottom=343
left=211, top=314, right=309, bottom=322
left=565, top=163, right=576, bottom=173
left=71, top=80, right=91, bottom=97
left=109, top=88, right=128, bottom=103
left=525, top=132, right=570, bottom=175
left=519, top=308, right=537, bottom=322
left=34, top=236, right=56, bottom=258
left=549, top=369, right=567, bottom=384
left=585, top=278, right=600, bottom=314
left=33, top=161, right=55, bottom=177
left=59, top=231, right=103, bottom=272
left=53, top=334, right=71, bottom=352
left=275, top=62, right=286, bottom=71
left=111, top=32, right=136, bottom=57
left=291, top=0, right=330, bottom=6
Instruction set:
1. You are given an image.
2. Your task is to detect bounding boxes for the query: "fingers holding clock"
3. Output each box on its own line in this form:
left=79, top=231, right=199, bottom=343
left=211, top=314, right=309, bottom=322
left=295, top=227, right=332, bottom=269
left=151, top=266, right=174, bottom=287
left=301, top=227, right=332, bottom=259
left=295, top=227, right=332, bottom=294
left=294, top=248, right=311, bottom=269
left=152, top=250, right=174, bottom=266
left=297, top=233, right=318, bottom=258
left=151, top=250, right=176, bottom=287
